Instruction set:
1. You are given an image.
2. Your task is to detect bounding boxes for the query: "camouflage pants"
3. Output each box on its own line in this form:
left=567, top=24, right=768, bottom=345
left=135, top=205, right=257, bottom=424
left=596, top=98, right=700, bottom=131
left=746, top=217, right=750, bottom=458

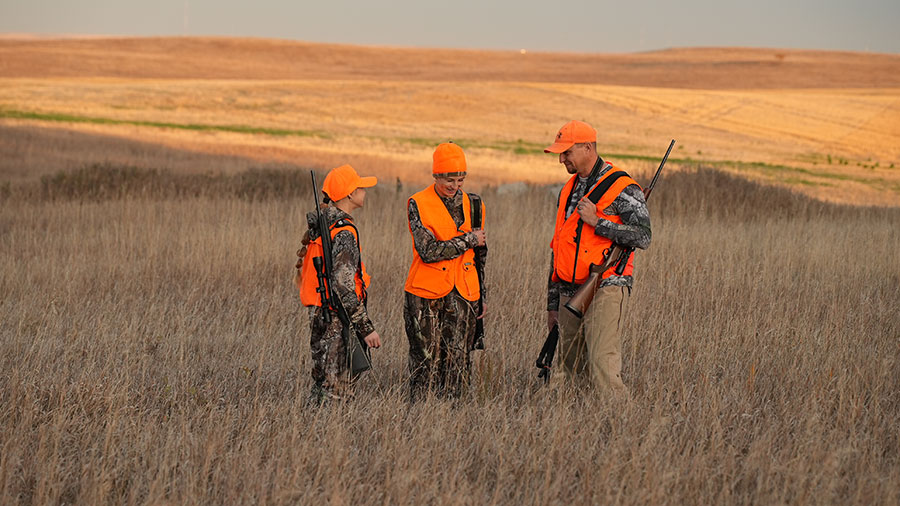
left=404, top=290, right=477, bottom=401
left=307, top=306, right=351, bottom=405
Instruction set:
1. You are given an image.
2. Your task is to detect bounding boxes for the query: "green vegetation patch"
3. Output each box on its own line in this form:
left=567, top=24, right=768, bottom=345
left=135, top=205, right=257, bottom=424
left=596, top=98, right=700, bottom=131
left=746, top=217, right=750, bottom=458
left=0, top=108, right=328, bottom=138
left=6, top=107, right=895, bottom=197
left=720, top=158, right=900, bottom=192
left=395, top=135, right=706, bottom=165
left=396, top=135, right=896, bottom=194
left=781, top=177, right=833, bottom=188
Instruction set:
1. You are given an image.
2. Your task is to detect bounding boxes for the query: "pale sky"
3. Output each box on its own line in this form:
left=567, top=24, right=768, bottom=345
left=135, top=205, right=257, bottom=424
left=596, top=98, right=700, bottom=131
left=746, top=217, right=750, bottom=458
left=2, top=0, right=898, bottom=54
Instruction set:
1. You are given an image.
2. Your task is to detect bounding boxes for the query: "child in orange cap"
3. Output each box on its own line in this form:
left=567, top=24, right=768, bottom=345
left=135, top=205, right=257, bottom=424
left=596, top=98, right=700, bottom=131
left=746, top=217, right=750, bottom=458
left=402, top=142, right=488, bottom=401
left=296, top=164, right=381, bottom=405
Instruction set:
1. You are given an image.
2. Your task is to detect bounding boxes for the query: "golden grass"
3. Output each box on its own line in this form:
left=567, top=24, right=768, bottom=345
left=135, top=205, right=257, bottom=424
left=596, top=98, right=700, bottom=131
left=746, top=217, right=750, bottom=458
left=2, top=36, right=898, bottom=504
left=2, top=37, right=900, bottom=206
left=2, top=77, right=899, bottom=206
left=1, top=166, right=898, bottom=504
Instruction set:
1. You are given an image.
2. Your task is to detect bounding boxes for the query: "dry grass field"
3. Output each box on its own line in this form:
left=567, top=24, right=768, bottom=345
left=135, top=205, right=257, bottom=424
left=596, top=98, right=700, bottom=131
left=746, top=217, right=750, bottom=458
left=1, top=167, right=898, bottom=504
left=1, top=37, right=899, bottom=504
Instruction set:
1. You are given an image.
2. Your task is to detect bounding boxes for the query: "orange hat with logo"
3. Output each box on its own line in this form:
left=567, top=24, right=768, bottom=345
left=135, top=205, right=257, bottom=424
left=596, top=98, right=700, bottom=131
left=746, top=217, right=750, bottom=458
left=544, top=120, right=597, bottom=153
left=432, top=142, right=467, bottom=175
left=322, top=164, right=377, bottom=202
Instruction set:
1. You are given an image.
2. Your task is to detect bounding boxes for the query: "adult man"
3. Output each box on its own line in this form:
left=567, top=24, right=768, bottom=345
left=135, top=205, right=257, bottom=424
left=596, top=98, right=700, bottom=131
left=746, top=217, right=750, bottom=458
left=544, top=120, right=651, bottom=396
left=297, top=164, right=382, bottom=405
left=403, top=142, right=487, bottom=401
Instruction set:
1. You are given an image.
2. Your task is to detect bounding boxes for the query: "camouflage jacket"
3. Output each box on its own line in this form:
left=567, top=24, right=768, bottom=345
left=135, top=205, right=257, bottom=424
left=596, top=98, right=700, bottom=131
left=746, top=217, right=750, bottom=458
left=306, top=206, right=376, bottom=340
left=408, top=189, right=488, bottom=302
left=547, top=157, right=651, bottom=311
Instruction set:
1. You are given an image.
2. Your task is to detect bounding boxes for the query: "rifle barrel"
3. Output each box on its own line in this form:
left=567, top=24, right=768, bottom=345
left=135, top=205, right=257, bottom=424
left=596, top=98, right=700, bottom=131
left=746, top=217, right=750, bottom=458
left=310, top=170, right=335, bottom=307
left=645, top=139, right=675, bottom=200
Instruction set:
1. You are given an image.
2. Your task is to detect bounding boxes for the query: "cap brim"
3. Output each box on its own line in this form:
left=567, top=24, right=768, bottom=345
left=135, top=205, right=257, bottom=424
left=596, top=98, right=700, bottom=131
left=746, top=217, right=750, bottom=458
left=544, top=141, right=574, bottom=154
left=357, top=176, right=377, bottom=188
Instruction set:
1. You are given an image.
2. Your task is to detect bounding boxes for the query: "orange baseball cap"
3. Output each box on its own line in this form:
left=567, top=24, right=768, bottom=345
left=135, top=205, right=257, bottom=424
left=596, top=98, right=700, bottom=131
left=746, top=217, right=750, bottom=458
left=432, top=142, right=467, bottom=175
left=544, top=120, right=597, bottom=153
left=322, top=164, right=377, bottom=202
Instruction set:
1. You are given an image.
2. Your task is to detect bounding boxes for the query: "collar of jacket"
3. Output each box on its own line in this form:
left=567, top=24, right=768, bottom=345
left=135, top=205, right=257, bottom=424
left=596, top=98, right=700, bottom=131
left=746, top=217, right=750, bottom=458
left=584, top=156, right=609, bottom=187
left=306, top=205, right=354, bottom=240
left=438, top=189, right=464, bottom=208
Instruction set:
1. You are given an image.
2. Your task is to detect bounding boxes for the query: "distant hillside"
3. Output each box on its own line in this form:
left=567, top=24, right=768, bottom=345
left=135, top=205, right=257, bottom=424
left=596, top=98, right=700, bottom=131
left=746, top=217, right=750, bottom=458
left=1, top=36, right=898, bottom=206
left=1, top=36, right=899, bottom=89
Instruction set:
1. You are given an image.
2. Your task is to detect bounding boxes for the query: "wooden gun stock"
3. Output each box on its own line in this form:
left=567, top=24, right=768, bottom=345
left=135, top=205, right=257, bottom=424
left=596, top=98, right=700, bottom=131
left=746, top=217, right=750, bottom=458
left=563, top=245, right=626, bottom=318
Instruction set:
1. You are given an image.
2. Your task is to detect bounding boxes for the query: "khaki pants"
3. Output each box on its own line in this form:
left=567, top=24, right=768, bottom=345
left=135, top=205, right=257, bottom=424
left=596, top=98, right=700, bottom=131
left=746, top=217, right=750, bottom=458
left=556, top=285, right=629, bottom=395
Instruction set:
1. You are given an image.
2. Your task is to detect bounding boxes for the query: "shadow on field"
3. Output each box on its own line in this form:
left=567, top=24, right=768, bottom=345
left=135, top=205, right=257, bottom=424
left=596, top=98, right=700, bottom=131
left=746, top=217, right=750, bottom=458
left=0, top=124, right=304, bottom=184
left=16, top=161, right=894, bottom=222
left=30, top=164, right=318, bottom=202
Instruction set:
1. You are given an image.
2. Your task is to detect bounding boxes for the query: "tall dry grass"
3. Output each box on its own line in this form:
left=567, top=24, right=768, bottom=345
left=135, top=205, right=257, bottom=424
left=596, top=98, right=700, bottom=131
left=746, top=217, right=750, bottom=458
left=1, top=165, right=898, bottom=504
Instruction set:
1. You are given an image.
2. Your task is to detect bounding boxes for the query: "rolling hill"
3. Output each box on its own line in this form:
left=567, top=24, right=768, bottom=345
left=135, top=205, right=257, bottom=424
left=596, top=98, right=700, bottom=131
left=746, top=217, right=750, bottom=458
left=1, top=36, right=898, bottom=205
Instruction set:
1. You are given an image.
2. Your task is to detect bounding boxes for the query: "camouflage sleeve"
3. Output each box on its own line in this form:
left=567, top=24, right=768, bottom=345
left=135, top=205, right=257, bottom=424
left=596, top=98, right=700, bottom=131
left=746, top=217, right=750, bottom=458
left=547, top=252, right=560, bottom=312
left=593, top=184, right=652, bottom=250
left=331, top=230, right=376, bottom=340
left=408, top=198, right=477, bottom=263
left=305, top=211, right=320, bottom=239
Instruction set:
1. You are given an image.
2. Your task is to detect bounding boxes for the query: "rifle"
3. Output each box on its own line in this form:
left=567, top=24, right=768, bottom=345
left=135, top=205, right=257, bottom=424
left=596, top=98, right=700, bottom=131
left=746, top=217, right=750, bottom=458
left=535, top=324, right=559, bottom=382
left=309, top=170, right=371, bottom=377
left=470, top=194, right=486, bottom=351
left=563, top=140, right=674, bottom=319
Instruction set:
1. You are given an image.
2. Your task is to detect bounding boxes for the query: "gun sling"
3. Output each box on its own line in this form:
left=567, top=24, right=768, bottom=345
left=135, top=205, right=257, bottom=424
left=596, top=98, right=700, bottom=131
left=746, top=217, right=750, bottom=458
left=567, top=168, right=628, bottom=277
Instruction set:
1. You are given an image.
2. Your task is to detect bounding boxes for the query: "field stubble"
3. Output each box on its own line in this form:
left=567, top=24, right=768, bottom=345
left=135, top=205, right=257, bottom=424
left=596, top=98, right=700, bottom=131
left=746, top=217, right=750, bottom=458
left=1, top=166, right=898, bottom=504
left=3, top=75, right=900, bottom=207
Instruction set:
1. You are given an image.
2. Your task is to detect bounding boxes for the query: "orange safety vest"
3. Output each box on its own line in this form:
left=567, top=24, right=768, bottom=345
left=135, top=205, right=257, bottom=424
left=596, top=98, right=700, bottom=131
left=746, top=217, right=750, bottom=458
left=298, top=219, right=371, bottom=307
left=404, top=185, right=482, bottom=301
left=550, top=166, right=640, bottom=284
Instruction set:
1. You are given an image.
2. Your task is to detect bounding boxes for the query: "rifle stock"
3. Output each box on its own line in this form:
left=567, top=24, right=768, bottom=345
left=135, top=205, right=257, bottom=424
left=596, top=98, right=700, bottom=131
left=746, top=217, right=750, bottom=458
left=563, top=245, right=625, bottom=318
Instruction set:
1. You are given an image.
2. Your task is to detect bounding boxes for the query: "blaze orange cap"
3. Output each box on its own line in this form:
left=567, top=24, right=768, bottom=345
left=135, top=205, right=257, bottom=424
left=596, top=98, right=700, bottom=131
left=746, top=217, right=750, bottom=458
left=322, top=164, right=377, bottom=202
left=432, top=142, right=467, bottom=175
left=544, top=120, right=597, bottom=153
